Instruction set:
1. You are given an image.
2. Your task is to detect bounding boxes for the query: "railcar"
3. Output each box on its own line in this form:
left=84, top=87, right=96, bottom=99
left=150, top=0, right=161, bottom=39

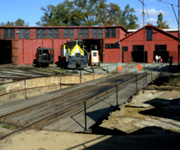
left=33, top=47, right=54, bottom=67
left=89, top=50, right=100, bottom=66
left=59, top=39, right=88, bottom=69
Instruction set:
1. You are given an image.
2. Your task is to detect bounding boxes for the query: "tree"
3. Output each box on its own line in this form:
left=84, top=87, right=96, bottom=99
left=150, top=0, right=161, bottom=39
left=0, top=19, right=29, bottom=26
left=94, top=1, right=109, bottom=25
left=36, top=0, right=139, bottom=29
left=36, top=1, right=76, bottom=26
left=106, top=3, right=122, bottom=25
left=15, top=18, right=29, bottom=26
left=118, top=4, right=139, bottom=29
left=1, top=21, right=14, bottom=26
left=157, top=13, right=169, bottom=29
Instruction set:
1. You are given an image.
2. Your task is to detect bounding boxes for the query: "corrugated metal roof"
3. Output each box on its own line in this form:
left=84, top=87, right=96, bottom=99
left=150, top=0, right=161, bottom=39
left=0, top=25, right=127, bottom=30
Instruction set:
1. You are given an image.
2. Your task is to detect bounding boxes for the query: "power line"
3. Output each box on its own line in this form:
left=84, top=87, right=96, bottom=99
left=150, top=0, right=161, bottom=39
left=138, top=0, right=144, bottom=4
left=155, top=0, right=178, bottom=7
left=155, top=0, right=178, bottom=24
left=137, top=0, right=154, bottom=26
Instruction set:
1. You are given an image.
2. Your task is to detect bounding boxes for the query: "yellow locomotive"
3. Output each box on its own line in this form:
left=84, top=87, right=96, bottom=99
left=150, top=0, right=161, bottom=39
left=59, top=39, right=88, bottom=69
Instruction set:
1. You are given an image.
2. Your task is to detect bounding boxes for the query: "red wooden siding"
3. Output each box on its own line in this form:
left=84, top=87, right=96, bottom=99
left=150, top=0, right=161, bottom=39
left=120, top=24, right=179, bottom=63
left=0, top=25, right=179, bottom=65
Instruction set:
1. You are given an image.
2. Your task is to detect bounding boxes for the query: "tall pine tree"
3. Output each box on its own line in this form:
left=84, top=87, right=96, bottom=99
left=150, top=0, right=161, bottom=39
left=36, top=0, right=139, bottom=29
left=157, top=13, right=169, bottom=29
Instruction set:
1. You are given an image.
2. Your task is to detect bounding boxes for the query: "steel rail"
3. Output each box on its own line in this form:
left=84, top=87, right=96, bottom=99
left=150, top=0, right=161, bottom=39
left=0, top=73, right=127, bottom=118
left=0, top=87, right=113, bottom=140
left=0, top=85, right=89, bottom=119
left=0, top=72, right=146, bottom=140
left=84, top=73, right=144, bottom=101
left=0, top=83, right=79, bottom=97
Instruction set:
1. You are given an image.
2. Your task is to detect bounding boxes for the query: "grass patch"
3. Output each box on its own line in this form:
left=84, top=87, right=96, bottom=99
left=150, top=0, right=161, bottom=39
left=1, top=123, right=18, bottom=130
left=123, top=108, right=144, bottom=117
left=2, top=124, right=11, bottom=129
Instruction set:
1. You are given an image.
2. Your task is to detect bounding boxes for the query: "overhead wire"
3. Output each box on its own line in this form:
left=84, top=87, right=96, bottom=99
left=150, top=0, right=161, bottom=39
left=144, top=5, right=155, bottom=25
left=137, top=0, right=158, bottom=63
left=137, top=0, right=154, bottom=27
left=135, top=0, right=176, bottom=64
left=155, top=0, right=178, bottom=7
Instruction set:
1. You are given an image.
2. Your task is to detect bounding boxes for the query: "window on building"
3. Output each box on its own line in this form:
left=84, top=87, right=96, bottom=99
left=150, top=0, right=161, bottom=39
left=70, top=29, right=74, bottom=38
left=63, top=29, right=74, bottom=38
left=4, top=29, right=9, bottom=39
left=19, top=29, right=24, bottom=39
left=42, top=29, right=47, bottom=39
left=111, top=28, right=116, bottom=38
left=78, top=29, right=83, bottom=38
left=54, top=29, right=59, bottom=39
left=84, top=29, right=89, bottom=38
left=155, top=45, right=167, bottom=51
left=3, top=29, right=15, bottom=39
left=105, top=28, right=110, bottom=38
left=10, top=29, right=15, bottom=39
left=98, top=29, right=103, bottom=38
left=122, top=46, right=128, bottom=52
left=133, top=45, right=144, bottom=51
left=92, top=29, right=97, bottom=38
left=92, top=29, right=103, bottom=38
left=48, top=29, right=53, bottom=39
left=147, top=28, right=152, bottom=40
left=19, top=29, right=30, bottom=39
left=64, top=29, right=68, bottom=38
left=105, top=28, right=116, bottom=38
left=105, top=43, right=119, bottom=49
left=78, top=28, right=89, bottom=38
left=36, top=29, right=41, bottom=39
left=25, top=29, right=30, bottom=39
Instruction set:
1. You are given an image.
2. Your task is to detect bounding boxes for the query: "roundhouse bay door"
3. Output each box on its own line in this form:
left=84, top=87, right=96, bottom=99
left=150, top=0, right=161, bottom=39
left=12, top=40, right=19, bottom=65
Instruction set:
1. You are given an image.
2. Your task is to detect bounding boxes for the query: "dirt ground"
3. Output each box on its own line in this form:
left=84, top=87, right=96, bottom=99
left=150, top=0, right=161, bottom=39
left=0, top=75, right=180, bottom=150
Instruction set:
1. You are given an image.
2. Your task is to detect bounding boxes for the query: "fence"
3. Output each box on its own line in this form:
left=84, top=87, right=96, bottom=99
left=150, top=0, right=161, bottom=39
left=0, top=63, right=164, bottom=104
left=83, top=71, right=160, bottom=131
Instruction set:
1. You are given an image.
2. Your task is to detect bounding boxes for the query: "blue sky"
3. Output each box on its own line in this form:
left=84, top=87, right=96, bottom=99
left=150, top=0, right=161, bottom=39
left=0, top=0, right=178, bottom=29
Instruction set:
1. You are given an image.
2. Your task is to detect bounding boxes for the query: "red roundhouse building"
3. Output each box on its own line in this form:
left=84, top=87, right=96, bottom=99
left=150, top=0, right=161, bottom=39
left=0, top=26, right=127, bottom=65
left=0, top=24, right=179, bottom=65
left=119, top=24, right=180, bottom=63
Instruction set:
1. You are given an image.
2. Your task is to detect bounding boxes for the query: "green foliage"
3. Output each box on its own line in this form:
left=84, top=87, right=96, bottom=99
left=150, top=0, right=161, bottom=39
left=37, top=0, right=139, bottom=29
left=2, top=124, right=11, bottom=129
left=1, top=21, right=14, bottom=26
left=157, top=13, right=169, bottom=29
left=15, top=18, right=29, bottom=26
left=157, top=13, right=163, bottom=24
left=1, top=18, right=29, bottom=26
left=119, top=4, right=139, bottom=29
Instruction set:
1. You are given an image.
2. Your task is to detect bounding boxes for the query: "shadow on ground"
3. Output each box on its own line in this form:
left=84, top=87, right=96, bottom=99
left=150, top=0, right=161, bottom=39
left=140, top=97, right=180, bottom=122
left=69, top=93, right=180, bottom=149
left=67, top=127, right=180, bottom=150
left=147, top=65, right=180, bottom=73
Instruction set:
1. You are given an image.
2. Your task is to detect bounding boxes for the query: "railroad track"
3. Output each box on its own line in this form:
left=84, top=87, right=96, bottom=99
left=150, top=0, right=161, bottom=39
left=0, top=72, right=147, bottom=139
left=0, top=65, right=66, bottom=82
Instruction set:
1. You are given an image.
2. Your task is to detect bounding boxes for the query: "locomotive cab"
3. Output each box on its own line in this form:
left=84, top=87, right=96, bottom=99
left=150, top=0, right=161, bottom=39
left=68, top=40, right=87, bottom=69
left=59, top=39, right=88, bottom=69
left=90, top=50, right=100, bottom=66
left=34, top=47, right=54, bottom=67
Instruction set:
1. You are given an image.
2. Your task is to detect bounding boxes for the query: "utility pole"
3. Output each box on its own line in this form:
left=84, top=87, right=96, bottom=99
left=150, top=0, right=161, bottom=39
left=162, top=0, right=179, bottom=65
left=178, top=0, right=180, bottom=65
left=138, top=0, right=145, bottom=85
left=138, top=0, right=145, bottom=63
left=142, top=0, right=145, bottom=69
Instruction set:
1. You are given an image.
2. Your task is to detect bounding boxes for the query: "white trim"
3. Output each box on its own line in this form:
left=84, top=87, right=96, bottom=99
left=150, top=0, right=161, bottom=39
left=128, top=28, right=178, bottom=32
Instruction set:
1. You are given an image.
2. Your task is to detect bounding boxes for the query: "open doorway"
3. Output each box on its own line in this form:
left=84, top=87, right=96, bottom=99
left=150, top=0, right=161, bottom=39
left=83, top=39, right=103, bottom=63
left=154, top=45, right=169, bottom=62
left=154, top=51, right=169, bottom=62
left=132, top=45, right=147, bottom=63
left=0, top=40, right=12, bottom=64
